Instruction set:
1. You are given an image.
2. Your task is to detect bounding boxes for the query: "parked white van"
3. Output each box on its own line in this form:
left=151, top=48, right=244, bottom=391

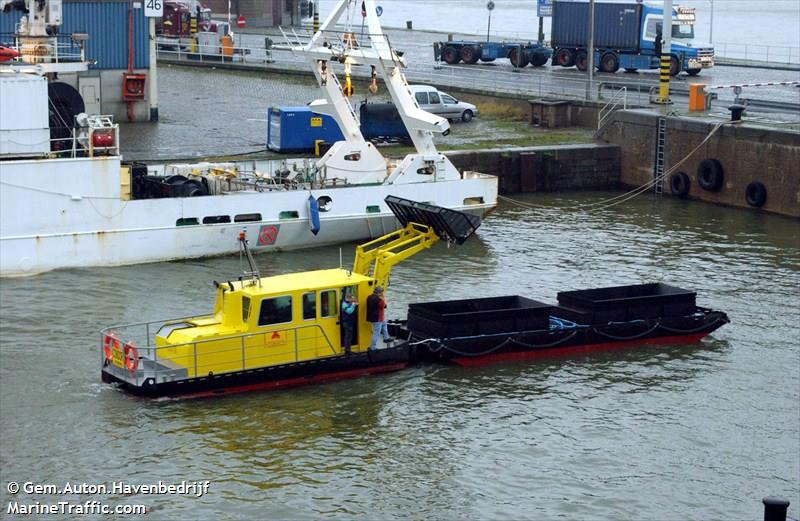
left=408, top=85, right=479, bottom=122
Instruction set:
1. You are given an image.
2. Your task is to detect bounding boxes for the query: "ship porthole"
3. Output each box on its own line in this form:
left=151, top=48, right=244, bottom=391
left=318, top=196, right=333, bottom=212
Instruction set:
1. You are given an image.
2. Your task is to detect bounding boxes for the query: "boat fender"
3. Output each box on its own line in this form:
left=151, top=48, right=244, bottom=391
left=123, top=342, right=139, bottom=372
left=745, top=181, right=767, bottom=207
left=697, top=159, right=724, bottom=192
left=669, top=171, right=690, bottom=198
left=307, top=195, right=321, bottom=236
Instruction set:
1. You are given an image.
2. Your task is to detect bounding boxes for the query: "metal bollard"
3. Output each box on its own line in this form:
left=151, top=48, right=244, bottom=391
left=729, top=104, right=746, bottom=122
left=763, top=496, right=790, bottom=521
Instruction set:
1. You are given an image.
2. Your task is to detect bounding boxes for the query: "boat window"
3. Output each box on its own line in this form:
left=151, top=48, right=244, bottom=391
left=343, top=153, right=361, bottom=161
left=279, top=211, right=299, bottom=219
left=317, top=195, right=332, bottom=212
left=442, top=94, right=457, bottom=104
left=463, top=196, right=484, bottom=205
left=242, top=296, right=251, bottom=322
left=366, top=205, right=380, bottom=213
left=415, top=92, right=428, bottom=105
left=234, top=213, right=262, bottom=223
left=302, top=292, right=316, bottom=320
left=428, top=92, right=441, bottom=104
left=203, top=215, right=231, bottom=224
left=320, top=290, right=338, bottom=318
left=176, top=217, right=199, bottom=226
left=258, top=296, right=293, bottom=326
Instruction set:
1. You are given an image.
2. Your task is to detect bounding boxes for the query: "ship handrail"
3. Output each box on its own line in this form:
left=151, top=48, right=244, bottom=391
left=101, top=321, right=338, bottom=386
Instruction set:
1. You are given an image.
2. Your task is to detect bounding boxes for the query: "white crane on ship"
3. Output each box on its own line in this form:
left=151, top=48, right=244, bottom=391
left=282, top=0, right=462, bottom=186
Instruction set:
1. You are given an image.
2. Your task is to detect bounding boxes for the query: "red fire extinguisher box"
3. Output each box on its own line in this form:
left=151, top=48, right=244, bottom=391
left=122, top=73, right=147, bottom=101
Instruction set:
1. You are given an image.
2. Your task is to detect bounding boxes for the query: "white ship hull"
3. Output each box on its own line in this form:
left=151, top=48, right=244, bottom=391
left=0, top=155, right=497, bottom=276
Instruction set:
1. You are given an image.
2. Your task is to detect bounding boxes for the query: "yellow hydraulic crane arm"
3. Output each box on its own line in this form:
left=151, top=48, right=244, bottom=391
left=352, top=222, right=439, bottom=290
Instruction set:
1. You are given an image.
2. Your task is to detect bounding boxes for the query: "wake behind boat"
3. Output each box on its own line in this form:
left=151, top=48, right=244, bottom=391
left=0, top=0, right=496, bottom=277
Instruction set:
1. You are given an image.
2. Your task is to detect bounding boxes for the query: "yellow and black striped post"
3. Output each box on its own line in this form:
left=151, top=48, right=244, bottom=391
left=657, top=54, right=671, bottom=103
left=190, top=14, right=197, bottom=35
left=313, top=2, right=320, bottom=34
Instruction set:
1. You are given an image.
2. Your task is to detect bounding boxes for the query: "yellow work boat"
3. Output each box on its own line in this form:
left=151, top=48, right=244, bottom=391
left=100, top=197, right=481, bottom=398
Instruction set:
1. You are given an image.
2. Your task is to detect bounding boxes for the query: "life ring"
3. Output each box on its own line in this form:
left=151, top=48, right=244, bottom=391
left=697, top=158, right=724, bottom=192
left=123, top=342, right=139, bottom=372
left=745, top=181, right=767, bottom=207
left=103, top=333, right=118, bottom=361
left=670, top=171, right=691, bottom=198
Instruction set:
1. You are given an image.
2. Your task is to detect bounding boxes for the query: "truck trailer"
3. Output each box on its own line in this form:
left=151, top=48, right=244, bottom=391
left=434, top=40, right=552, bottom=68
left=551, top=1, right=714, bottom=76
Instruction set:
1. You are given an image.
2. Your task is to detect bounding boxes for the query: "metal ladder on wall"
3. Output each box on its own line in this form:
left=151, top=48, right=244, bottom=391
left=654, top=116, right=667, bottom=194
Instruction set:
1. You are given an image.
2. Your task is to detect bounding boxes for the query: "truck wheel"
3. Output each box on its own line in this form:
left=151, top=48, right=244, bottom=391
left=461, top=46, right=481, bottom=64
left=599, top=53, right=619, bottom=73
left=461, top=110, right=474, bottom=122
left=575, top=51, right=588, bottom=72
left=554, top=48, right=575, bottom=67
left=687, top=68, right=701, bottom=76
left=508, top=48, right=529, bottom=68
left=442, top=46, right=460, bottom=64
left=669, top=56, right=680, bottom=76
left=529, top=53, right=548, bottom=67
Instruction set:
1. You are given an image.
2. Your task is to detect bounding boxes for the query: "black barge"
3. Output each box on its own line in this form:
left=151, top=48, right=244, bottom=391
left=402, top=283, right=729, bottom=367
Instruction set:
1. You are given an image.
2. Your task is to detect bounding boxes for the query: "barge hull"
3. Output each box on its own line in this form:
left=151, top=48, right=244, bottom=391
left=102, top=345, right=410, bottom=399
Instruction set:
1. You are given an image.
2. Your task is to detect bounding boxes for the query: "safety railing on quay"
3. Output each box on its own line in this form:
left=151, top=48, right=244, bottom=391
left=155, top=39, right=662, bottom=105
left=101, top=319, right=337, bottom=386
left=713, top=42, right=800, bottom=66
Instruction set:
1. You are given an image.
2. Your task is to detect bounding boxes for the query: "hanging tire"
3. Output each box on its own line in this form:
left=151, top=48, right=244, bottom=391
left=745, top=181, right=767, bottom=207
left=670, top=171, right=691, bottom=198
left=554, top=48, right=575, bottom=67
left=508, top=48, right=529, bottom=68
left=461, top=45, right=481, bottom=64
left=697, top=158, right=724, bottom=192
left=575, top=51, right=588, bottom=72
left=599, top=52, right=619, bottom=73
left=442, top=46, right=460, bottom=64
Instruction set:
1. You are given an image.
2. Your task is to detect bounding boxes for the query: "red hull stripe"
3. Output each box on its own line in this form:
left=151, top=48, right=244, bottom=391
left=172, top=362, right=408, bottom=399
left=450, top=333, right=708, bottom=368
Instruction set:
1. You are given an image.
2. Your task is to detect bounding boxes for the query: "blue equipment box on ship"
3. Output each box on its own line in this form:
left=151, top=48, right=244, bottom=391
left=266, top=106, right=344, bottom=153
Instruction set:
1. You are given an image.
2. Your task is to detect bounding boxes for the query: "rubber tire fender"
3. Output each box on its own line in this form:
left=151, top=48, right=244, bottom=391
left=670, top=171, right=690, bottom=198
left=745, top=181, right=767, bottom=207
left=696, top=158, right=724, bottom=192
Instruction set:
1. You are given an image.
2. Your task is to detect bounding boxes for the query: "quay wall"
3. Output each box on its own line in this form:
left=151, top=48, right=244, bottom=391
left=444, top=144, right=621, bottom=195
left=596, top=110, right=800, bottom=217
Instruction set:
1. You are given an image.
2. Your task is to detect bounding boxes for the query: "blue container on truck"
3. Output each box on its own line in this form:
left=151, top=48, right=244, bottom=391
left=550, top=1, right=714, bottom=76
left=266, top=107, right=344, bottom=153
left=434, top=40, right=552, bottom=68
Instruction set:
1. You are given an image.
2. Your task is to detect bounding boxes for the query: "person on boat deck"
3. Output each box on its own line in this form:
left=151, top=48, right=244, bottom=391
left=367, top=286, right=393, bottom=350
left=341, top=294, right=357, bottom=354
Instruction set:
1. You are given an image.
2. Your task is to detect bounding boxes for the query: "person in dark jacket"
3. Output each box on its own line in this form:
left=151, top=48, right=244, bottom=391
left=341, top=294, right=357, bottom=354
left=366, top=286, right=392, bottom=350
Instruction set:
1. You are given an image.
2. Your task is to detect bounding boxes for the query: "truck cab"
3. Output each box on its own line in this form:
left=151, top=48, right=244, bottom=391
left=639, top=3, right=714, bottom=75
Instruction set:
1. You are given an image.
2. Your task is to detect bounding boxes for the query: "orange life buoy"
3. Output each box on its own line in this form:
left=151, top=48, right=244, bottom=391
left=123, top=342, right=138, bottom=372
left=103, top=333, right=118, bottom=361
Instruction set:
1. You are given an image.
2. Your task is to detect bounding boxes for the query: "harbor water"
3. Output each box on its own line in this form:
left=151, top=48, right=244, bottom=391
left=1, top=191, right=798, bottom=519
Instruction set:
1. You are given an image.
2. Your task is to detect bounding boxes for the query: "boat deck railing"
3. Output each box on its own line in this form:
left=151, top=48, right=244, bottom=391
left=101, top=317, right=338, bottom=388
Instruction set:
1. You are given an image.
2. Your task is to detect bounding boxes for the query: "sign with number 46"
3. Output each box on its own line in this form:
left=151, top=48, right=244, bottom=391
left=144, top=0, right=162, bottom=17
